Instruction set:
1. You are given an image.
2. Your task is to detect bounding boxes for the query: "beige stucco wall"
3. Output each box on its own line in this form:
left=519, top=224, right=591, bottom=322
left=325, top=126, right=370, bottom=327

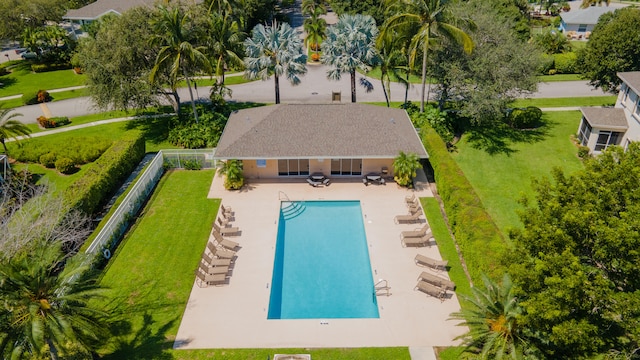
left=241, top=159, right=395, bottom=179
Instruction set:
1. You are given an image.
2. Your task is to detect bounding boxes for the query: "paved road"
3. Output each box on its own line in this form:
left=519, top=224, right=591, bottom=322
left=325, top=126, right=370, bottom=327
left=9, top=63, right=609, bottom=124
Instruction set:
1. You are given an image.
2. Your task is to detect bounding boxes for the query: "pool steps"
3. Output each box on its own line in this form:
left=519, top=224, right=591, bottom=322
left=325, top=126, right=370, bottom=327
left=281, top=201, right=306, bottom=220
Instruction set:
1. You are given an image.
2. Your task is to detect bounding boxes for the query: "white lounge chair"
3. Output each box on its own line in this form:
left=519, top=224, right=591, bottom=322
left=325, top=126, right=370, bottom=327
left=414, top=254, right=448, bottom=271
left=401, top=232, right=434, bottom=247
left=414, top=280, right=445, bottom=301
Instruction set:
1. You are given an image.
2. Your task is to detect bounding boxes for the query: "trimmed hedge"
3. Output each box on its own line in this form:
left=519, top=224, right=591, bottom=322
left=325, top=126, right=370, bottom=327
left=64, top=130, right=145, bottom=215
left=421, top=125, right=507, bottom=284
left=31, top=63, right=72, bottom=73
left=11, top=136, right=111, bottom=165
left=553, top=52, right=577, bottom=74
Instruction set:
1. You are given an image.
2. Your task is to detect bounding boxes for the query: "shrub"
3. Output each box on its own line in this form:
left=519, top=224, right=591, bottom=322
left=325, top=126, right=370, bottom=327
left=11, top=136, right=111, bottom=165
left=553, top=52, right=578, bottom=74
left=37, top=116, right=70, bottom=128
left=39, top=152, right=57, bottom=168
left=168, top=112, right=227, bottom=149
left=537, top=54, right=555, bottom=75
left=578, top=145, right=591, bottom=159
left=55, top=157, right=77, bottom=174
left=507, top=106, right=543, bottom=129
left=37, top=90, right=51, bottom=103
left=182, top=159, right=203, bottom=170
left=421, top=125, right=507, bottom=283
left=22, top=91, right=39, bottom=105
left=310, top=53, right=320, bottom=62
left=64, top=130, right=145, bottom=214
left=31, top=63, right=71, bottom=73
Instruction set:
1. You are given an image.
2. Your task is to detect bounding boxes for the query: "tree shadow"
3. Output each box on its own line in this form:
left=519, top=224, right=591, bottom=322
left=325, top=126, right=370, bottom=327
left=124, top=115, right=172, bottom=146
left=464, top=114, right=554, bottom=155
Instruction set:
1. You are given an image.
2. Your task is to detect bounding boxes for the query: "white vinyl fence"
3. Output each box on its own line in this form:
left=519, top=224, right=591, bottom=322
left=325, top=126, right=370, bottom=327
left=86, top=149, right=216, bottom=260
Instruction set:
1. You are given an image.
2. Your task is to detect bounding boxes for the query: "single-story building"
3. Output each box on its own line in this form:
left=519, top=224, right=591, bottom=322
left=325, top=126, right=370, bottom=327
left=214, top=103, right=428, bottom=179
left=63, top=0, right=156, bottom=26
left=559, top=6, right=615, bottom=36
left=577, top=72, right=640, bottom=154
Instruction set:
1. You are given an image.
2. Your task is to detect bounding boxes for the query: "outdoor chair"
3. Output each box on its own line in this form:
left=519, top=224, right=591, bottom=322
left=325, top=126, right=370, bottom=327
left=405, top=194, right=417, bottom=204
left=202, top=252, right=232, bottom=267
left=414, top=280, right=445, bottom=301
left=220, top=204, right=234, bottom=216
left=401, top=224, right=431, bottom=239
left=417, top=271, right=455, bottom=291
left=207, top=241, right=235, bottom=259
left=213, top=222, right=240, bottom=236
left=216, top=216, right=231, bottom=227
left=394, top=209, right=423, bottom=224
left=414, top=254, right=448, bottom=272
left=401, top=232, right=434, bottom=247
left=408, top=203, right=422, bottom=213
left=307, top=178, right=323, bottom=187
left=199, top=261, right=229, bottom=275
left=195, top=268, right=228, bottom=287
left=212, top=231, right=239, bottom=250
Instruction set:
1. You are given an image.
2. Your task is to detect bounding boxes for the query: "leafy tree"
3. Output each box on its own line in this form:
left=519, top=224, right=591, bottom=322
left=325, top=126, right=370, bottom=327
left=0, top=243, right=108, bottom=359
left=376, top=33, right=408, bottom=107
left=509, top=142, right=640, bottom=358
left=303, top=6, right=327, bottom=57
left=150, top=5, right=211, bottom=123
left=321, top=14, right=379, bottom=103
left=232, top=0, right=278, bottom=31
left=217, top=159, right=244, bottom=190
left=533, top=29, right=570, bottom=54
left=577, top=8, right=640, bottom=92
left=243, top=22, right=307, bottom=104
left=0, top=0, right=68, bottom=40
left=75, top=8, right=169, bottom=112
left=393, top=151, right=421, bottom=187
left=0, top=108, right=31, bottom=156
left=206, top=13, right=245, bottom=84
left=381, top=0, right=473, bottom=112
left=430, top=0, right=539, bottom=123
left=328, top=0, right=386, bottom=25
left=450, top=274, right=532, bottom=359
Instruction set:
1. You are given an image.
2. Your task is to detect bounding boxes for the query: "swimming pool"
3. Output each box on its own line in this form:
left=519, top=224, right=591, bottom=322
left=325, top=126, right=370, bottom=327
left=268, top=201, right=379, bottom=319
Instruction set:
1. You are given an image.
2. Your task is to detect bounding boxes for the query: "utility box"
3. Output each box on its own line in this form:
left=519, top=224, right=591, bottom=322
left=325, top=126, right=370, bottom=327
left=331, top=91, right=341, bottom=102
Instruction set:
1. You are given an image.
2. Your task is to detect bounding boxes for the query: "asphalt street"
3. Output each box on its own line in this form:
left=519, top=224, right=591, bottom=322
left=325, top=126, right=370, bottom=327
left=8, top=63, right=609, bottom=124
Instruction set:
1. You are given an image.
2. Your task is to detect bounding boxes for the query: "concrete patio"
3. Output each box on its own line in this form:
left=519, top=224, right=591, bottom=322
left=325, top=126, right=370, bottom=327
left=174, top=174, right=466, bottom=351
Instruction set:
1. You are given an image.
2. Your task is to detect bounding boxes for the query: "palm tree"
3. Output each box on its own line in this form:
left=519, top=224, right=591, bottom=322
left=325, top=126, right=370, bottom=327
left=376, top=29, right=411, bottom=107
left=393, top=151, right=422, bottom=187
left=449, top=274, right=530, bottom=359
left=0, top=108, right=31, bottom=156
left=150, top=5, right=211, bottom=123
left=243, top=22, right=307, bottom=104
left=321, top=14, right=380, bottom=103
left=217, top=159, right=244, bottom=190
left=381, top=0, right=473, bottom=112
left=207, top=13, right=245, bottom=85
left=0, top=244, right=109, bottom=359
left=303, top=8, right=327, bottom=57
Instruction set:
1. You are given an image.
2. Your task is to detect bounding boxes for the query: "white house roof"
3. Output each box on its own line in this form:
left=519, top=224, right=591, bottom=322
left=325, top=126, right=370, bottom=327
left=63, top=0, right=155, bottom=20
left=215, top=103, right=429, bottom=160
left=618, top=72, right=640, bottom=96
left=560, top=6, right=615, bottom=25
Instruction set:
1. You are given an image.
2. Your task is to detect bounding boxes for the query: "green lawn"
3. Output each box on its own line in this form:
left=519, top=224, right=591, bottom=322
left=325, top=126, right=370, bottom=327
left=96, top=170, right=410, bottom=359
left=363, top=67, right=425, bottom=84
left=512, top=96, right=617, bottom=108
left=0, top=62, right=86, bottom=97
left=450, top=111, right=584, bottom=238
left=537, top=73, right=583, bottom=82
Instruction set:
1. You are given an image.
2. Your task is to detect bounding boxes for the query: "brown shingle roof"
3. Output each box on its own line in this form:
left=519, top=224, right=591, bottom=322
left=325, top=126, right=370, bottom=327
left=580, top=107, right=628, bottom=129
left=63, top=0, right=155, bottom=20
left=618, top=72, right=640, bottom=96
left=215, top=104, right=429, bottom=159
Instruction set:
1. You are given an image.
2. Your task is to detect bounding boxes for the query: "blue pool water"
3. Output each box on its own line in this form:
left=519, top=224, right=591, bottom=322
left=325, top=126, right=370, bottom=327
left=268, top=201, right=379, bottom=319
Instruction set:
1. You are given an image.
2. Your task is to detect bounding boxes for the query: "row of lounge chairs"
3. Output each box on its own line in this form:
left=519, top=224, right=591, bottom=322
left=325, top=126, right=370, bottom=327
left=398, top=194, right=456, bottom=301
left=195, top=204, right=240, bottom=287
left=394, top=194, right=424, bottom=224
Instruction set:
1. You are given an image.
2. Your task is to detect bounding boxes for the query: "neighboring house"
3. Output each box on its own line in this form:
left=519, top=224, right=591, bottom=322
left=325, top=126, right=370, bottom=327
left=215, top=103, right=428, bottom=179
left=559, top=6, right=615, bottom=35
left=63, top=0, right=156, bottom=25
left=577, top=72, right=640, bottom=154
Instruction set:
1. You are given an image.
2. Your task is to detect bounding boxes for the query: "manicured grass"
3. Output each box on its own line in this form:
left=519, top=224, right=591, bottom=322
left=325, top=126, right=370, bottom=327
left=0, top=62, right=86, bottom=97
left=48, top=87, right=89, bottom=101
left=451, top=111, right=584, bottom=238
left=12, top=162, right=90, bottom=193
left=97, top=170, right=410, bottom=359
left=512, top=95, right=617, bottom=108
left=537, top=73, right=583, bottom=82
left=422, top=198, right=472, bottom=304
left=0, top=98, right=24, bottom=109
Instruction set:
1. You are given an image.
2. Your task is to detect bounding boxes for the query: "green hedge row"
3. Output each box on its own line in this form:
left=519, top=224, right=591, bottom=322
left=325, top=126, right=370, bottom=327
left=64, top=130, right=146, bottom=215
left=31, top=63, right=71, bottom=73
left=421, top=126, right=507, bottom=284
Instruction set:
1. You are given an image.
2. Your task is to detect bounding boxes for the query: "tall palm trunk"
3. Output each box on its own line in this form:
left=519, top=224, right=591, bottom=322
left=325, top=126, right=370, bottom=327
left=350, top=69, right=356, bottom=103
left=182, top=66, right=200, bottom=123
left=419, top=33, right=429, bottom=113
left=47, top=338, right=59, bottom=360
left=274, top=75, right=280, bottom=104
left=404, top=70, right=410, bottom=107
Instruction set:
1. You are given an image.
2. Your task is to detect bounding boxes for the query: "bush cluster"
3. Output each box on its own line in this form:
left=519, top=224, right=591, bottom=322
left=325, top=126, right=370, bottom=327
left=537, top=53, right=578, bottom=75
left=22, top=90, right=51, bottom=105
left=12, top=136, right=111, bottom=167
left=168, top=111, right=227, bottom=149
left=64, top=130, right=145, bottom=214
left=31, top=63, right=71, bottom=73
left=506, top=106, right=542, bottom=129
left=55, top=157, right=77, bottom=174
left=36, top=116, right=71, bottom=128
left=420, top=125, right=507, bottom=284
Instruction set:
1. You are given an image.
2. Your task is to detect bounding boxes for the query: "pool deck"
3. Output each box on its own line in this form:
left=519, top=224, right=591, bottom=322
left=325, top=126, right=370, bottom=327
left=174, top=174, right=466, bottom=353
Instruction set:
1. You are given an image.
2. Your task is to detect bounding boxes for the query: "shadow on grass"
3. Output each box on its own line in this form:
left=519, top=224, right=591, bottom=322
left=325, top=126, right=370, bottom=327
left=103, top=312, right=178, bottom=360
left=125, top=115, right=172, bottom=146
left=464, top=114, right=554, bottom=155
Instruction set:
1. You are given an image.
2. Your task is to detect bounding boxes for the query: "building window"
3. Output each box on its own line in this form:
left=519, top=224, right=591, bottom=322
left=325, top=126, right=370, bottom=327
left=635, top=99, right=640, bottom=117
left=577, top=118, right=592, bottom=146
left=623, top=85, right=630, bottom=104
left=578, top=24, right=587, bottom=32
left=594, top=131, right=621, bottom=151
left=277, top=159, right=309, bottom=176
left=330, top=159, right=362, bottom=175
